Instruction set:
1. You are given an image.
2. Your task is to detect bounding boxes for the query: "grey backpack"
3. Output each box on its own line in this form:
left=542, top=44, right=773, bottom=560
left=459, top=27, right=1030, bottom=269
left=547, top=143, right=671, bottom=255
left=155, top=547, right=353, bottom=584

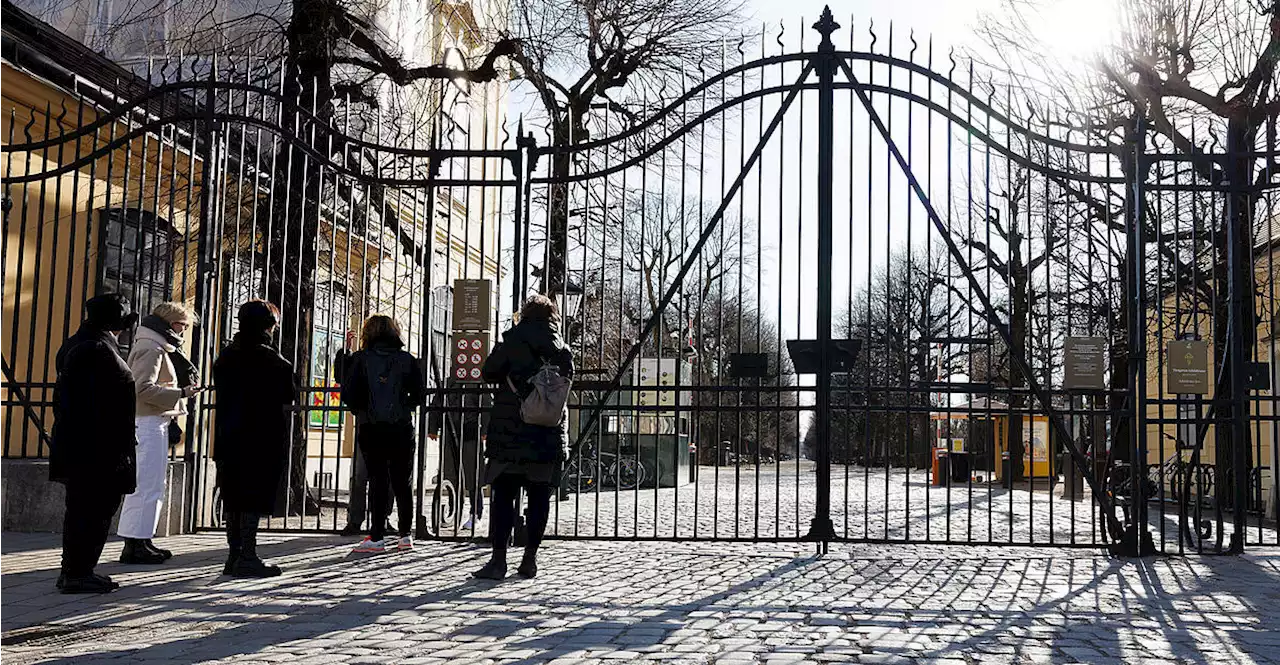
left=508, top=362, right=571, bottom=427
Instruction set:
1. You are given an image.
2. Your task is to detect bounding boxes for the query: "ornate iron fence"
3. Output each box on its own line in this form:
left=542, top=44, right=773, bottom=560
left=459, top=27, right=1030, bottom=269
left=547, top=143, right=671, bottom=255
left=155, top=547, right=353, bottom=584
left=3, top=8, right=1277, bottom=553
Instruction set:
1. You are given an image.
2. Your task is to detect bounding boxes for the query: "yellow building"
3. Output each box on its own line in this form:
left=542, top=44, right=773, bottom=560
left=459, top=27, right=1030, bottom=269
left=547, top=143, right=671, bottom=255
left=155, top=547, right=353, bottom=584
left=1, top=1, right=507, bottom=531
left=1142, top=215, right=1279, bottom=517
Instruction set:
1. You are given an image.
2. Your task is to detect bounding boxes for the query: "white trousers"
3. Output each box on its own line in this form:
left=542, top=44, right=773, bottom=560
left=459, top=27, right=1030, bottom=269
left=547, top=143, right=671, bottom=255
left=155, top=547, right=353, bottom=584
left=117, top=415, right=170, bottom=539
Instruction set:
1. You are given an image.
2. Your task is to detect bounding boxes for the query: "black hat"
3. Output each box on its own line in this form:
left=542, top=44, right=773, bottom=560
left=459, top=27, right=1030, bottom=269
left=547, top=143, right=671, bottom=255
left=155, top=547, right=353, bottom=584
left=85, top=294, right=138, bottom=332
left=237, top=300, right=279, bottom=333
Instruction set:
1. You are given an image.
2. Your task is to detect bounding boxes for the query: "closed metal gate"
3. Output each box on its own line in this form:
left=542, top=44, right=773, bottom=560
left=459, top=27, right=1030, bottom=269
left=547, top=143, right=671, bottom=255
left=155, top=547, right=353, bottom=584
left=3, top=10, right=1277, bottom=553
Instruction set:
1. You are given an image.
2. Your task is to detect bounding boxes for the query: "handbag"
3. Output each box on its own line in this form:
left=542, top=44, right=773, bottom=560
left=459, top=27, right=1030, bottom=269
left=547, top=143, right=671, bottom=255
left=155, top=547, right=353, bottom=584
left=169, top=418, right=183, bottom=445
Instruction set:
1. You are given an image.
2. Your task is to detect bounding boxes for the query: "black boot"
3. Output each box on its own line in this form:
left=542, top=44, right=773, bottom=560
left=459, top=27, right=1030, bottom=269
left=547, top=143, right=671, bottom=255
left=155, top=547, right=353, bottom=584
left=60, top=574, right=119, bottom=594
left=230, top=558, right=282, bottom=578
left=517, top=549, right=538, bottom=579
left=473, top=552, right=507, bottom=580
left=144, top=539, right=173, bottom=561
left=224, top=510, right=242, bottom=575
left=230, top=512, right=281, bottom=577
left=119, top=538, right=166, bottom=565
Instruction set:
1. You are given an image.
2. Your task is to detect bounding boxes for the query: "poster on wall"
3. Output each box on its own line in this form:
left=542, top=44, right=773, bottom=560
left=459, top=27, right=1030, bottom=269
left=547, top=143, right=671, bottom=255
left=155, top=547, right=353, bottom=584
left=309, top=330, right=345, bottom=429
left=1023, top=418, right=1049, bottom=463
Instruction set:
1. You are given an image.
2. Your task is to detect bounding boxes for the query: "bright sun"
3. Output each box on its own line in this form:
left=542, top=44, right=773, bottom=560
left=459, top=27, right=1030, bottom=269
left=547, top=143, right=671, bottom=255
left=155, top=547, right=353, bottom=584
left=1032, top=0, right=1122, bottom=63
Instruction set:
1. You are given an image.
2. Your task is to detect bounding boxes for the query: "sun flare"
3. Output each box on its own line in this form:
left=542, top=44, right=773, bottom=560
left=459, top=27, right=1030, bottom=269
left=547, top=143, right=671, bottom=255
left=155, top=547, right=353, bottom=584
left=1032, top=0, right=1122, bottom=63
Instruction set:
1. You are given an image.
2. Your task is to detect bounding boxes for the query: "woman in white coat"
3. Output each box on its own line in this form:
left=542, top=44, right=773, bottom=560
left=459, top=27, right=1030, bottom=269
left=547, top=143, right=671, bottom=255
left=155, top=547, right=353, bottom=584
left=118, top=302, right=202, bottom=564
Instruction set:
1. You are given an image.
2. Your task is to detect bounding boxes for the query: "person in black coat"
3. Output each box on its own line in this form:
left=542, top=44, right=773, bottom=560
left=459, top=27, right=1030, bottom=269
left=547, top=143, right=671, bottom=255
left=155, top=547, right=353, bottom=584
left=428, top=379, right=490, bottom=531
left=50, top=294, right=139, bottom=594
left=337, top=315, right=426, bottom=552
left=473, top=294, right=574, bottom=580
left=213, top=300, right=297, bottom=577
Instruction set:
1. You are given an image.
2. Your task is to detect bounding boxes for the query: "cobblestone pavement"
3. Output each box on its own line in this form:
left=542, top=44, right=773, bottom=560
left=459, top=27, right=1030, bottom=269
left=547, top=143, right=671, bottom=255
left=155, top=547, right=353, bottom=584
left=437, top=463, right=1274, bottom=551
left=3, top=532, right=1279, bottom=664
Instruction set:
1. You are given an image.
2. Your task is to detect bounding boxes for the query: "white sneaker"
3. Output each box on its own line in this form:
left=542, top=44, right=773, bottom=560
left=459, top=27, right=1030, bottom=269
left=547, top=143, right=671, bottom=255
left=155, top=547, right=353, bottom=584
left=460, top=516, right=475, bottom=531
left=353, top=537, right=385, bottom=553
left=396, top=536, right=414, bottom=551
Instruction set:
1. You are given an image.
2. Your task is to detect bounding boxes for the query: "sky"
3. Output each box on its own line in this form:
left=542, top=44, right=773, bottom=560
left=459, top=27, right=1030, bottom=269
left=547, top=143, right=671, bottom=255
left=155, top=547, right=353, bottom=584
left=495, top=0, right=1120, bottom=399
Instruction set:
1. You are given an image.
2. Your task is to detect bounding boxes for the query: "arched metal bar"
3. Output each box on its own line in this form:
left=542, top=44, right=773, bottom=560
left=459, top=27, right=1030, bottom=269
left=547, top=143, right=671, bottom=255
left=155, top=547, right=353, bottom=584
left=6, top=48, right=1115, bottom=173
left=1, top=112, right=520, bottom=187
left=534, top=81, right=1127, bottom=186
left=1, top=78, right=524, bottom=162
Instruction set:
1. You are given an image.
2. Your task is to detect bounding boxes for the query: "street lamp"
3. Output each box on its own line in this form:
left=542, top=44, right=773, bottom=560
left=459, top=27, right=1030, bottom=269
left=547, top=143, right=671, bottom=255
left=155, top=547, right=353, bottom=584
left=563, top=277, right=585, bottom=323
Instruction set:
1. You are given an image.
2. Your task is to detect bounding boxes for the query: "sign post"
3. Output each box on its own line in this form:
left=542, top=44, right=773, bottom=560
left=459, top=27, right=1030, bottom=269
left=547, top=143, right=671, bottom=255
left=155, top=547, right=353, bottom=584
left=1167, top=338, right=1212, bottom=395
left=452, top=279, right=492, bottom=333
left=1062, top=337, right=1106, bottom=500
left=450, top=279, right=492, bottom=384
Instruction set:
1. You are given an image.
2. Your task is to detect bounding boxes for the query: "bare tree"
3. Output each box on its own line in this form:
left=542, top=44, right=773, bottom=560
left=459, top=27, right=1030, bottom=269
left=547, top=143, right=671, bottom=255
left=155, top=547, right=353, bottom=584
left=496, top=0, right=747, bottom=296
left=977, top=0, right=1279, bottom=503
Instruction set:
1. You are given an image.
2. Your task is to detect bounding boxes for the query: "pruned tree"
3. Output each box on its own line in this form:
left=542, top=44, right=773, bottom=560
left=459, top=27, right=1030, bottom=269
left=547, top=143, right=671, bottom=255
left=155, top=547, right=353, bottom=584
left=825, top=247, right=968, bottom=467
left=496, top=0, right=747, bottom=296
left=977, top=0, right=1280, bottom=504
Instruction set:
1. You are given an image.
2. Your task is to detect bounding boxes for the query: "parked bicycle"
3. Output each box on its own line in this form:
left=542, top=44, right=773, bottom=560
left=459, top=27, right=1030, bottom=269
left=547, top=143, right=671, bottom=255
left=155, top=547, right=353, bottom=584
left=563, top=439, right=646, bottom=492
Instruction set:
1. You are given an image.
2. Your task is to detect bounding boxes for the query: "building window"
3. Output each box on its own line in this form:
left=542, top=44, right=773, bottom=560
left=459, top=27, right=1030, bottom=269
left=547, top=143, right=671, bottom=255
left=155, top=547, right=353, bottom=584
left=222, top=255, right=264, bottom=343
left=310, top=280, right=349, bottom=429
left=97, top=208, right=178, bottom=348
left=429, top=284, right=452, bottom=385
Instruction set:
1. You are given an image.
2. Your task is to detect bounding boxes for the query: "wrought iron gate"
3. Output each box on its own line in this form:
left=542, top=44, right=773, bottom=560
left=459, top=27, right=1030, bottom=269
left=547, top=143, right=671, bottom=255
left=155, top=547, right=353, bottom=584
left=3, top=8, right=1276, bottom=553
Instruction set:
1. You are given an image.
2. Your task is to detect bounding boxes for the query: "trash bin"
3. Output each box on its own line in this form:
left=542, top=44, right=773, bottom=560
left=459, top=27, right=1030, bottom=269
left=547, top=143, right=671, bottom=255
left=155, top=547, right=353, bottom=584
left=950, top=451, right=971, bottom=483
left=936, top=449, right=951, bottom=487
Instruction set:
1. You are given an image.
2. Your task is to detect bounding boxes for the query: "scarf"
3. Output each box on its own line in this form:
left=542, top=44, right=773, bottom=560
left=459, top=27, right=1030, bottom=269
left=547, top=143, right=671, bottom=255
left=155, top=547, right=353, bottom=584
left=142, top=314, right=197, bottom=388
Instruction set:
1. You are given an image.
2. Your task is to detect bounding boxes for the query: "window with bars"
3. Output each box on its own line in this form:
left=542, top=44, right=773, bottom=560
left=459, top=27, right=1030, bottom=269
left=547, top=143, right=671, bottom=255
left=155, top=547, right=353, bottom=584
left=310, top=280, right=349, bottom=428
left=96, top=208, right=179, bottom=350
left=222, top=256, right=264, bottom=343
left=428, top=283, right=452, bottom=386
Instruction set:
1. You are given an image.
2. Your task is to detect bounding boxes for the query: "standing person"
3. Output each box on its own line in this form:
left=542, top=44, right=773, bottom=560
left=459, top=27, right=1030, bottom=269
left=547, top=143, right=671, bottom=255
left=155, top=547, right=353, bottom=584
left=118, top=302, right=202, bottom=564
left=474, top=295, right=574, bottom=580
left=339, top=315, right=426, bottom=553
left=334, top=330, right=393, bottom=537
left=50, top=294, right=139, bottom=593
left=213, top=300, right=296, bottom=577
left=428, top=381, right=489, bottom=531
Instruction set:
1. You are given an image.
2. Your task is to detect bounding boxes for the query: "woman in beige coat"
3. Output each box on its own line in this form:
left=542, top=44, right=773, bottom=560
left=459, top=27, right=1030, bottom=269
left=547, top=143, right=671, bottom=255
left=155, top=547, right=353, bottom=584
left=118, top=302, right=202, bottom=564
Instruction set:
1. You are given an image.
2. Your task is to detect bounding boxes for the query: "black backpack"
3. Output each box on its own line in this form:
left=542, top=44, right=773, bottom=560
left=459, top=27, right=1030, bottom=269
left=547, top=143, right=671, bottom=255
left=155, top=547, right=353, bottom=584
left=361, top=350, right=411, bottom=424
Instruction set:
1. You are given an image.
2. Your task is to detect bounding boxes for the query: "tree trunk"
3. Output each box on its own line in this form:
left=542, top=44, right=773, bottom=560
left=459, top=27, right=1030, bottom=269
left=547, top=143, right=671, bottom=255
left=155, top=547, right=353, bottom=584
left=1212, top=119, right=1259, bottom=511
left=262, top=0, right=336, bottom=516
left=1007, top=266, right=1029, bottom=483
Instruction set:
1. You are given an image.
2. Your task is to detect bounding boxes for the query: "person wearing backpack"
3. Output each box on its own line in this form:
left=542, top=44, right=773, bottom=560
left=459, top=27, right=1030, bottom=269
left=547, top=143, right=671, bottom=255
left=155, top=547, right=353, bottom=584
left=473, top=294, right=574, bottom=580
left=339, top=315, right=426, bottom=553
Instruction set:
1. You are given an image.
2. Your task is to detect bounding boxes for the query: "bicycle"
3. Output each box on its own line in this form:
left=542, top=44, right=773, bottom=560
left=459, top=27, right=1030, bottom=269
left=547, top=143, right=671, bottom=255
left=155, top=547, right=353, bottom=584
left=563, top=439, right=646, bottom=492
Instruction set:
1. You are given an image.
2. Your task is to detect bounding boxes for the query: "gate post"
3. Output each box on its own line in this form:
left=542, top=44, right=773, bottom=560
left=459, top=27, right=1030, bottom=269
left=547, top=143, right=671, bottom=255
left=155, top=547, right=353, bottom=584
left=1119, top=119, right=1155, bottom=556
left=185, top=62, right=223, bottom=533
left=1223, top=131, right=1253, bottom=553
left=804, top=8, right=839, bottom=546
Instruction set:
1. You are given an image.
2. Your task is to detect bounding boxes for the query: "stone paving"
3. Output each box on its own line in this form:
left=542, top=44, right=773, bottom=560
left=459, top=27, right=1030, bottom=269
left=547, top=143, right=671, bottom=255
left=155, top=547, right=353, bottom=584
left=256, top=463, right=1279, bottom=550
left=3, top=531, right=1279, bottom=664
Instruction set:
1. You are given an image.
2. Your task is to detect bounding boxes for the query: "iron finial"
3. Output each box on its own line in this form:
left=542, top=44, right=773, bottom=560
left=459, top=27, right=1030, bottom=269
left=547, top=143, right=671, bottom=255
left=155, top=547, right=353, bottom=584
left=813, top=6, right=841, bottom=50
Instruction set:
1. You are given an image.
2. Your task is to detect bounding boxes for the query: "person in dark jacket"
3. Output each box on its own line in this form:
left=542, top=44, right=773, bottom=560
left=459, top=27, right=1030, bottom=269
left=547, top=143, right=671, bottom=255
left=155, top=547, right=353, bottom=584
left=428, top=379, right=490, bottom=532
left=474, top=294, right=574, bottom=580
left=333, top=331, right=394, bottom=537
left=213, top=300, right=296, bottom=577
left=339, top=315, right=426, bottom=553
left=50, top=294, right=139, bottom=594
